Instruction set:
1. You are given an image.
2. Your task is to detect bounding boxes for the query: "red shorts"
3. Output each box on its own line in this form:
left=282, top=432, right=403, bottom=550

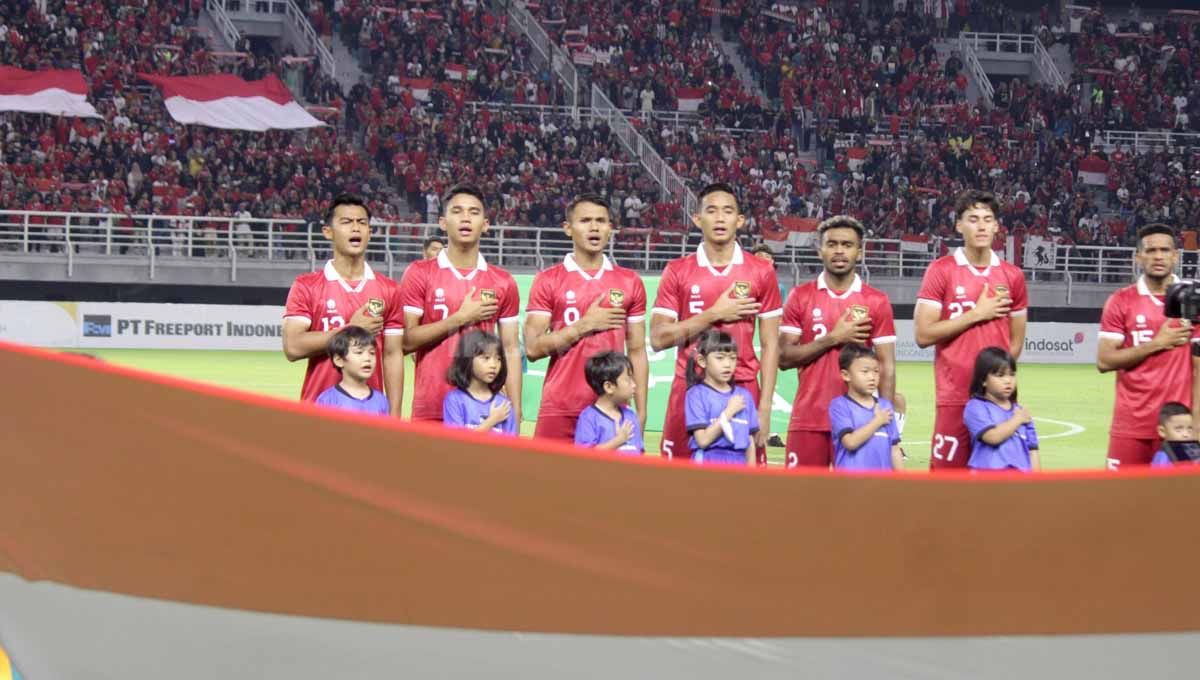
left=1106, top=435, right=1160, bottom=470
left=661, top=376, right=767, bottom=465
left=533, top=413, right=578, bottom=443
left=929, top=404, right=972, bottom=470
left=786, top=430, right=833, bottom=468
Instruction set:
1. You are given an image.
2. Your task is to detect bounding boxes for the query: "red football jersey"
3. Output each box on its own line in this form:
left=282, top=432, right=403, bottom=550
left=651, top=244, right=783, bottom=382
left=916, top=248, right=1028, bottom=406
left=780, top=273, right=896, bottom=432
left=526, top=255, right=648, bottom=418
left=283, top=261, right=405, bottom=402
left=399, top=250, right=520, bottom=420
left=1099, top=277, right=1199, bottom=438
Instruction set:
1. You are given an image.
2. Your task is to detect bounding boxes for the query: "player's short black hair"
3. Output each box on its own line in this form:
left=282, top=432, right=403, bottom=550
left=696, top=182, right=741, bottom=213
left=818, top=215, right=865, bottom=243
left=749, top=243, right=775, bottom=259
left=324, top=193, right=371, bottom=226
left=441, top=184, right=487, bottom=214
left=838, top=343, right=878, bottom=372
left=685, top=329, right=739, bottom=387
left=584, top=351, right=633, bottom=396
left=954, top=189, right=1000, bottom=219
left=970, top=346, right=1018, bottom=400
left=446, top=329, right=507, bottom=394
left=327, top=325, right=375, bottom=372
left=1136, top=223, right=1177, bottom=251
left=565, top=193, right=612, bottom=221
left=422, top=235, right=445, bottom=250
left=1159, top=401, right=1191, bottom=425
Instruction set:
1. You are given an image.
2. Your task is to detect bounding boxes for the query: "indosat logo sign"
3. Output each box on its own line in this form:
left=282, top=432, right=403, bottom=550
left=1020, top=326, right=1095, bottom=363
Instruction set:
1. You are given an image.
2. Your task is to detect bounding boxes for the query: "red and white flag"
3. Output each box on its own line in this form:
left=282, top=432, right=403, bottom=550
left=445, top=64, right=468, bottom=81
left=0, top=67, right=99, bottom=118
left=401, top=78, right=433, bottom=102
left=676, top=87, right=706, bottom=112
left=782, top=216, right=820, bottom=248
left=847, top=147, right=868, bottom=172
left=1077, top=155, right=1109, bottom=186
left=900, top=234, right=929, bottom=253
left=138, top=73, right=323, bottom=131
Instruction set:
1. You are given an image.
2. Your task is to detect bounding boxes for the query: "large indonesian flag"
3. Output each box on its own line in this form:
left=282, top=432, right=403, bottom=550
left=0, top=67, right=99, bottom=118
left=1077, top=154, right=1109, bottom=186
left=781, top=215, right=820, bottom=248
left=676, top=87, right=706, bottom=112
left=137, top=73, right=323, bottom=131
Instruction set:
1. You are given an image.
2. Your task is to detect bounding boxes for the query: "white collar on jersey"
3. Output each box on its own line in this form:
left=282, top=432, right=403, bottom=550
left=816, top=271, right=863, bottom=299
left=952, top=247, right=1000, bottom=276
left=436, top=249, right=488, bottom=281
left=695, top=242, right=745, bottom=276
left=1137, top=274, right=1179, bottom=306
left=563, top=253, right=613, bottom=281
left=323, top=260, right=375, bottom=294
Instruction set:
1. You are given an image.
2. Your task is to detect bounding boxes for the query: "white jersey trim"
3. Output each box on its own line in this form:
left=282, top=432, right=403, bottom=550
left=758, top=308, right=783, bottom=320
left=383, top=329, right=405, bottom=336
left=1010, top=309, right=1028, bottom=317
left=872, top=335, right=898, bottom=344
left=780, top=325, right=803, bottom=336
left=525, top=310, right=552, bottom=317
left=283, top=315, right=312, bottom=328
left=915, top=298, right=943, bottom=309
left=651, top=306, right=680, bottom=320
left=403, top=305, right=425, bottom=317
left=626, top=315, right=645, bottom=323
left=498, top=316, right=520, bottom=325
left=1097, top=331, right=1125, bottom=342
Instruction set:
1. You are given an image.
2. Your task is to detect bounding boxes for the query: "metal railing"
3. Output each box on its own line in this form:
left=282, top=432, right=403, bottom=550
left=504, top=0, right=580, bottom=113
left=205, top=0, right=242, bottom=50
left=591, top=84, right=698, bottom=219
left=958, top=32, right=1038, bottom=55
left=284, top=0, right=335, bottom=79
left=1032, top=35, right=1067, bottom=91
left=1091, top=129, right=1200, bottom=152
left=958, top=35, right=995, bottom=105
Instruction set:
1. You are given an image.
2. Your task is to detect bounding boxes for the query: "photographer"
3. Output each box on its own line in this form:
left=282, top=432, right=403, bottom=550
left=1097, top=224, right=1200, bottom=469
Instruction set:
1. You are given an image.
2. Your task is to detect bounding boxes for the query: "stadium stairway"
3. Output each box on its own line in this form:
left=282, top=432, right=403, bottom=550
left=198, top=9, right=236, bottom=52
left=330, top=34, right=364, bottom=97
left=715, top=37, right=767, bottom=108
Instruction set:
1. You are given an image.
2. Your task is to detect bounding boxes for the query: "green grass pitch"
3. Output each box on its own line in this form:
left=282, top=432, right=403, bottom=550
left=82, top=349, right=1114, bottom=471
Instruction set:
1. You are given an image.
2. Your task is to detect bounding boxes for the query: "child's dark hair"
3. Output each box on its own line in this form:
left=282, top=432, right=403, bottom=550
left=446, top=329, right=507, bottom=393
left=970, top=346, right=1018, bottom=400
left=685, top=329, right=739, bottom=387
left=1159, top=401, right=1191, bottom=425
left=585, top=351, right=633, bottom=396
left=838, top=343, right=877, bottom=372
left=327, top=325, right=375, bottom=372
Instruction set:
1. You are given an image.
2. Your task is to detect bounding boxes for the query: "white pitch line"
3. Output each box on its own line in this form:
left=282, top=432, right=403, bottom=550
left=1035, top=417, right=1085, bottom=440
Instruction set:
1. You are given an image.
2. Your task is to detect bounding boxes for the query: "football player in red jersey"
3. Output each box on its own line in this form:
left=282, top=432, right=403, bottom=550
left=1097, top=223, right=1200, bottom=468
left=400, top=185, right=522, bottom=424
left=282, top=194, right=405, bottom=415
left=779, top=216, right=897, bottom=468
left=525, top=194, right=649, bottom=442
left=649, top=183, right=782, bottom=463
left=914, top=190, right=1028, bottom=470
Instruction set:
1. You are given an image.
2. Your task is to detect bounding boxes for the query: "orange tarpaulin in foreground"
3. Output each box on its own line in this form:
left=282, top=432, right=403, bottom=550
left=2, top=340, right=1200, bottom=637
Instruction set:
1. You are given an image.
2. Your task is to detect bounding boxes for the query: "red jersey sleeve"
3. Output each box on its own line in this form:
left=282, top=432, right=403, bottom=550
left=916, top=259, right=948, bottom=309
left=526, top=269, right=555, bottom=316
left=627, top=274, right=648, bottom=322
left=1007, top=265, right=1029, bottom=315
left=398, top=261, right=428, bottom=319
left=383, top=279, right=405, bottom=336
left=870, top=291, right=897, bottom=344
left=498, top=272, right=520, bottom=324
left=652, top=261, right=683, bottom=319
left=758, top=264, right=783, bottom=319
left=1099, top=291, right=1127, bottom=343
left=283, top=276, right=315, bottom=328
left=780, top=286, right=803, bottom=335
